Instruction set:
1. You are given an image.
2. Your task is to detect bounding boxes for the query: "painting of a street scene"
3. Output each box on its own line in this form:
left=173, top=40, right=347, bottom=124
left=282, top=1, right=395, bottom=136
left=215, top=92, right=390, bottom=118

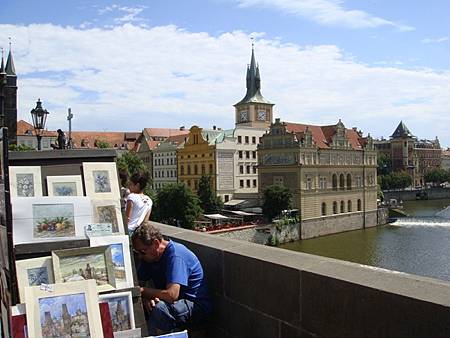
left=52, top=182, right=78, bottom=196
left=95, top=205, right=118, bottom=232
left=111, top=244, right=126, bottom=283
left=92, top=170, right=111, bottom=193
left=59, top=253, right=109, bottom=286
left=103, top=295, right=132, bottom=332
left=27, top=266, right=50, bottom=286
left=39, top=293, right=91, bottom=337
left=33, top=204, right=75, bottom=238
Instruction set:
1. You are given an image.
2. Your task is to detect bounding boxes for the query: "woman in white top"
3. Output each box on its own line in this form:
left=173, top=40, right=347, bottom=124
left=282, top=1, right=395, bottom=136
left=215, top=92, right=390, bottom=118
left=126, top=172, right=153, bottom=233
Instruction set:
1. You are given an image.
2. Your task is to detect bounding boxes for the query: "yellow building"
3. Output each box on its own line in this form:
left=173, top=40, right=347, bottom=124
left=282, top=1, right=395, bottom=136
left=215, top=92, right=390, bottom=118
left=177, top=126, right=224, bottom=193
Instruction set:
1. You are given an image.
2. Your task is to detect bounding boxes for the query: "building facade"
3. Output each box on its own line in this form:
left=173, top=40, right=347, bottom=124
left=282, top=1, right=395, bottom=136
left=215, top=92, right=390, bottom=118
left=374, top=121, right=442, bottom=187
left=258, top=118, right=378, bottom=239
left=0, top=46, right=17, bottom=144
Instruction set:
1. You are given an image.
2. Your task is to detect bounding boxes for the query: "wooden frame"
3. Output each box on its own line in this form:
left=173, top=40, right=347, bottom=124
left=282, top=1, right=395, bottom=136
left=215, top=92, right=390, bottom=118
left=99, top=291, right=135, bottom=333
left=16, top=256, right=54, bottom=303
left=12, top=196, right=92, bottom=245
left=91, top=199, right=125, bottom=234
left=9, top=166, right=42, bottom=198
left=90, top=235, right=134, bottom=289
left=83, top=162, right=120, bottom=200
left=52, top=245, right=116, bottom=292
left=24, top=279, right=103, bottom=338
left=46, top=175, right=84, bottom=197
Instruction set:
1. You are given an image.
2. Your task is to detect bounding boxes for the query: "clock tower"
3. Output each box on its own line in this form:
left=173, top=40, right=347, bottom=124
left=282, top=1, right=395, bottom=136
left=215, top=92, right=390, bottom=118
left=234, top=45, right=274, bottom=127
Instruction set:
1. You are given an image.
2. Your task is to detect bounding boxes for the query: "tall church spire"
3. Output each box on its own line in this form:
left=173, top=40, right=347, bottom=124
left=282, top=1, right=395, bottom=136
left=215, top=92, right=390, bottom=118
left=0, top=48, right=5, bottom=74
left=5, top=40, right=16, bottom=76
left=235, top=43, right=271, bottom=105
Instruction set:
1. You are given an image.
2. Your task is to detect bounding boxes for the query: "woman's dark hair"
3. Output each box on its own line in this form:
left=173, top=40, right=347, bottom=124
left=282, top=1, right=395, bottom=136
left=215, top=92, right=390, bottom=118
left=129, top=172, right=149, bottom=191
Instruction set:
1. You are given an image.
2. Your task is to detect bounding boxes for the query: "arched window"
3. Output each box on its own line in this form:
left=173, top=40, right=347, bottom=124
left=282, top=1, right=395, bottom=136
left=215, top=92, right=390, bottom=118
left=332, top=174, right=338, bottom=190
left=357, top=199, right=362, bottom=211
left=346, top=174, right=352, bottom=190
left=194, top=164, right=198, bottom=175
left=339, top=174, right=345, bottom=190
left=187, top=165, right=191, bottom=175
left=209, top=164, right=213, bottom=174
left=321, top=202, right=327, bottom=216
left=348, top=200, right=352, bottom=212
left=201, top=164, right=205, bottom=175
left=333, top=201, right=337, bottom=214
left=340, top=200, right=345, bottom=213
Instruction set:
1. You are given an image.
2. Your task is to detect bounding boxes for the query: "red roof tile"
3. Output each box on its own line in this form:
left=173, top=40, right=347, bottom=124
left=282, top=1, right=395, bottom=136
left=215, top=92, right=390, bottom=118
left=144, top=128, right=189, bottom=139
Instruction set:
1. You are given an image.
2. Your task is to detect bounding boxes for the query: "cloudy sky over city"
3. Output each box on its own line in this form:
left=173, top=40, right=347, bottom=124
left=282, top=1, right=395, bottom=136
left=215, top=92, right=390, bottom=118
left=1, top=0, right=450, bottom=145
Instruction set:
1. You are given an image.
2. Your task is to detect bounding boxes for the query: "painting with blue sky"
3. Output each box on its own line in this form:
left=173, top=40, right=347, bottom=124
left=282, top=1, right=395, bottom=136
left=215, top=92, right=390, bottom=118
left=111, top=243, right=125, bottom=282
left=39, top=293, right=88, bottom=326
left=1, top=0, right=450, bottom=145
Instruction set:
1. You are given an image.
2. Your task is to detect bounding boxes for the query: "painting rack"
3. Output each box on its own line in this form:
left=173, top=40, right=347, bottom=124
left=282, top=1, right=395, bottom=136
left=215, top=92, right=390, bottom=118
left=0, top=132, right=147, bottom=337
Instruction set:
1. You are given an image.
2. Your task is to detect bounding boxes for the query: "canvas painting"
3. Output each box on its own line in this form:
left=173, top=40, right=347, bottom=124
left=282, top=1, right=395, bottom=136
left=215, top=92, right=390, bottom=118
left=99, top=292, right=135, bottom=333
left=25, top=280, right=103, bottom=338
left=16, top=257, right=54, bottom=302
left=47, top=175, right=84, bottom=197
left=90, top=235, right=134, bottom=289
left=83, top=162, right=120, bottom=200
left=53, top=246, right=116, bottom=292
left=12, top=196, right=92, bottom=245
left=10, top=166, right=42, bottom=198
left=33, top=204, right=75, bottom=238
left=92, top=199, right=124, bottom=234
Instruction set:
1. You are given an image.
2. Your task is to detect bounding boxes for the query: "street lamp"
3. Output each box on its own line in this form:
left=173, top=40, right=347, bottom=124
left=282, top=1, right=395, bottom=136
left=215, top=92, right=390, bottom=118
left=30, top=99, right=49, bottom=150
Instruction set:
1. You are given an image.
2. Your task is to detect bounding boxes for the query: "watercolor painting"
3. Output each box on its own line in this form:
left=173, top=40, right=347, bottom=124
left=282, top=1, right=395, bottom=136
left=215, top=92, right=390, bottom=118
left=27, top=267, right=50, bottom=286
left=16, top=173, right=35, bottom=197
left=59, top=253, right=109, bottom=286
left=32, top=204, right=75, bottom=238
left=52, top=182, right=78, bottom=196
left=93, top=170, right=111, bottom=193
left=39, top=293, right=91, bottom=337
left=104, top=295, right=132, bottom=332
left=95, top=205, right=118, bottom=232
left=111, top=243, right=126, bottom=283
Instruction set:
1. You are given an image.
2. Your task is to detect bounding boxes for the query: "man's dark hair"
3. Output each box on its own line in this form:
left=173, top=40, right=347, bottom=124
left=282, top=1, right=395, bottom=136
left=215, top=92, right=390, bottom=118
left=132, top=222, right=163, bottom=245
left=129, top=172, right=149, bottom=191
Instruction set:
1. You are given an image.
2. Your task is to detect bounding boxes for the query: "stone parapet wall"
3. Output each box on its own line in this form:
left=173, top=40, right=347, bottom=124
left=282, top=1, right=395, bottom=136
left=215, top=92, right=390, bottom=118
left=384, top=187, right=450, bottom=201
left=154, top=222, right=450, bottom=338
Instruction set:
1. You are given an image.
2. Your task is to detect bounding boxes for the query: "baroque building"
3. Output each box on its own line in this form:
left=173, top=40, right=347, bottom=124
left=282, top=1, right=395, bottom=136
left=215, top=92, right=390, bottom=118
left=0, top=46, right=17, bottom=144
left=374, top=121, right=441, bottom=187
left=258, top=118, right=378, bottom=238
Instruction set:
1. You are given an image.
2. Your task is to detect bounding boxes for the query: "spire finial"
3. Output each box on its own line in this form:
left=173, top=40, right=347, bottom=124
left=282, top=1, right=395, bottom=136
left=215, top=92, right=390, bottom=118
left=251, top=36, right=254, bottom=50
left=8, top=37, right=11, bottom=51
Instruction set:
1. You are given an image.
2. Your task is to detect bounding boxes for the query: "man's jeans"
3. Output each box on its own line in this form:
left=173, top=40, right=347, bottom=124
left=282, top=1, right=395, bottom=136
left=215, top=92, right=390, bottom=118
left=147, top=299, right=210, bottom=335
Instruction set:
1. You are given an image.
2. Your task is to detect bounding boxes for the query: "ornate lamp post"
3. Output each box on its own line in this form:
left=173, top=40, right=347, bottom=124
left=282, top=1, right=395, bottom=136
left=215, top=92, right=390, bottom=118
left=30, top=99, right=49, bottom=150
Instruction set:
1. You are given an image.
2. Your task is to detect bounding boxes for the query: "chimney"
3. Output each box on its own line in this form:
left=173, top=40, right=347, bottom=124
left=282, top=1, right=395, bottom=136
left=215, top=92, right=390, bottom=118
left=180, top=126, right=185, bottom=131
left=352, top=127, right=357, bottom=131
left=213, top=125, right=216, bottom=130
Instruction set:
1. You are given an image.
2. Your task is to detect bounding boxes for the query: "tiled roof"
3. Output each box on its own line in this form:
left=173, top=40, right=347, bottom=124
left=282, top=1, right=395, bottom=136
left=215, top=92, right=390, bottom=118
left=17, top=120, right=57, bottom=137
left=166, top=134, right=188, bottom=145
left=285, top=122, right=364, bottom=150
left=143, top=128, right=189, bottom=139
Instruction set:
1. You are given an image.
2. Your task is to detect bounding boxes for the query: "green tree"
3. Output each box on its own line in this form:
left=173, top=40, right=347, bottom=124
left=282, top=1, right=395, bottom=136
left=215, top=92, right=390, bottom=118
left=152, top=183, right=203, bottom=229
left=377, top=153, right=391, bottom=176
left=95, top=139, right=111, bottom=148
left=379, top=171, right=412, bottom=190
left=424, top=168, right=450, bottom=186
left=9, top=143, right=35, bottom=151
left=197, top=175, right=223, bottom=213
left=262, top=185, right=292, bottom=222
left=116, top=152, right=153, bottom=197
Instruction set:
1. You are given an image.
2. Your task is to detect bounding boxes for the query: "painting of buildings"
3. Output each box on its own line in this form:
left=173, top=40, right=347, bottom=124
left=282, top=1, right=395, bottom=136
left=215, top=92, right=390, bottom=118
left=59, top=253, right=109, bottom=286
left=95, top=205, right=119, bottom=233
left=111, top=243, right=126, bottom=282
left=39, top=293, right=90, bottom=337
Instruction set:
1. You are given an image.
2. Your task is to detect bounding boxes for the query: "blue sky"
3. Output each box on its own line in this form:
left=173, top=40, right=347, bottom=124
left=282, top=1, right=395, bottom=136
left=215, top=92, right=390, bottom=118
left=1, top=0, right=450, bottom=145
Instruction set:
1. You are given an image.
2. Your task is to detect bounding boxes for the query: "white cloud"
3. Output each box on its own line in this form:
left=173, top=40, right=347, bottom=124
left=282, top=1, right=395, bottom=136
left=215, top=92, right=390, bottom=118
left=421, top=36, right=449, bottom=44
left=98, top=4, right=146, bottom=24
left=234, top=0, right=414, bottom=31
left=1, top=23, right=450, bottom=146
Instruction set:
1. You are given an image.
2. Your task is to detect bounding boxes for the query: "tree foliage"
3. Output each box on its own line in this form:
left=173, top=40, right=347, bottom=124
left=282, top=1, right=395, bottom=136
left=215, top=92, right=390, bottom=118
left=377, top=153, right=392, bottom=176
left=117, top=152, right=148, bottom=177
left=197, top=175, right=223, bottom=213
left=379, top=171, right=413, bottom=190
left=424, top=168, right=450, bottom=186
left=95, top=139, right=111, bottom=148
left=9, top=143, right=35, bottom=151
left=262, top=185, right=292, bottom=221
left=152, top=183, right=203, bottom=229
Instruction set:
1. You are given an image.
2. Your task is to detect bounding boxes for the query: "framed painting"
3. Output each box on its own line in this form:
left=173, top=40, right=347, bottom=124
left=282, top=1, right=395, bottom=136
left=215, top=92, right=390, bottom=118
left=9, top=166, right=42, bottom=198
left=99, top=291, right=135, bottom=333
left=83, top=162, right=120, bottom=200
left=90, top=235, right=134, bottom=289
left=52, top=245, right=116, bottom=293
left=46, top=175, right=83, bottom=197
left=12, top=196, right=92, bottom=245
left=24, top=279, right=103, bottom=338
left=16, top=257, right=54, bottom=303
left=92, top=199, right=124, bottom=234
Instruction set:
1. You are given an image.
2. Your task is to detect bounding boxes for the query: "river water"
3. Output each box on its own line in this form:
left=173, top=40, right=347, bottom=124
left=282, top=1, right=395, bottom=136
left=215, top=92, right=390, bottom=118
left=279, top=199, right=450, bottom=282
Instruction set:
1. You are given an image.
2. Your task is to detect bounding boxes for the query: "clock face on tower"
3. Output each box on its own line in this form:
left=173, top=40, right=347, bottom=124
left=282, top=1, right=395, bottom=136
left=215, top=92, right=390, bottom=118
left=257, top=111, right=266, bottom=121
left=240, top=111, right=248, bottom=122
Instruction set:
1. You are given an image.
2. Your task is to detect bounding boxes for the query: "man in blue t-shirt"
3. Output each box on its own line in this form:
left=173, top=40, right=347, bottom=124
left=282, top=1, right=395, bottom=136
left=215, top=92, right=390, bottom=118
left=131, top=223, right=212, bottom=335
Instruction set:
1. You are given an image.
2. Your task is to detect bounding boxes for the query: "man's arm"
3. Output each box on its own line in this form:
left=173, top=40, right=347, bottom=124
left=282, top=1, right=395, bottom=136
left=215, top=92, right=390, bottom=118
left=141, top=283, right=180, bottom=304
